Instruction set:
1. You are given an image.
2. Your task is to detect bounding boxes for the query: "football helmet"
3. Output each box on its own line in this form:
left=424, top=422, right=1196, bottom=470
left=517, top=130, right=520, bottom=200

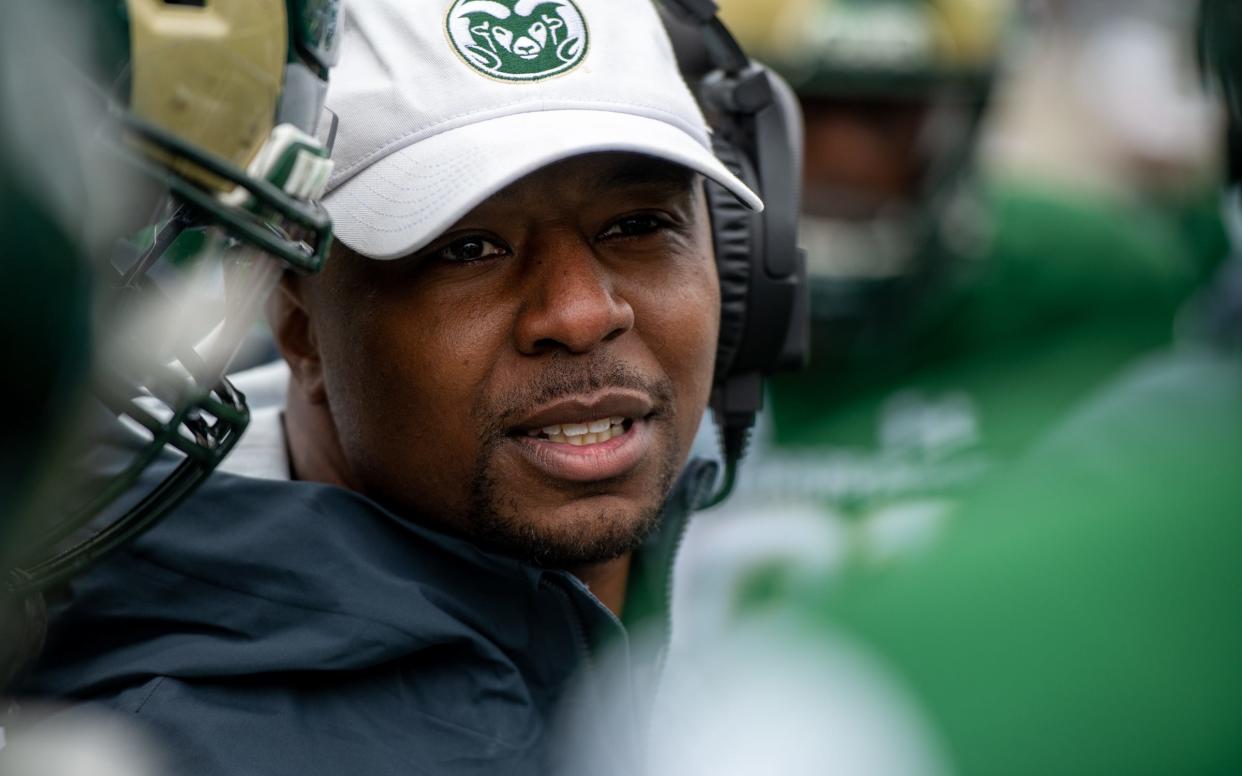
left=1, top=0, right=341, bottom=603
left=719, top=0, right=1012, bottom=355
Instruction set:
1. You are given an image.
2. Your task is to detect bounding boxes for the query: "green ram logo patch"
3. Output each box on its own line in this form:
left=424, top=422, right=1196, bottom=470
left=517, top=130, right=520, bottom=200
left=446, top=0, right=588, bottom=81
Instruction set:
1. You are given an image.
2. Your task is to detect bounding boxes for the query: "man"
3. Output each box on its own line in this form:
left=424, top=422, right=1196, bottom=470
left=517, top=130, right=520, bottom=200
left=21, top=1, right=766, bottom=773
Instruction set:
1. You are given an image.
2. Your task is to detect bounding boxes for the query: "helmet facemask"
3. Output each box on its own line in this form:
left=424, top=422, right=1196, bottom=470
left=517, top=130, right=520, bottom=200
left=4, top=0, right=341, bottom=595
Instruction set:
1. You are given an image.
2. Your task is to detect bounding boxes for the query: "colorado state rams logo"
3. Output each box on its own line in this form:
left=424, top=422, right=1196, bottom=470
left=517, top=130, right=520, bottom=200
left=446, top=0, right=588, bottom=81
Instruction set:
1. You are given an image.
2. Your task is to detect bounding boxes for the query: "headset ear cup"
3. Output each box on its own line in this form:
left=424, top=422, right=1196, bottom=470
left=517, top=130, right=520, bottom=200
left=706, top=135, right=757, bottom=385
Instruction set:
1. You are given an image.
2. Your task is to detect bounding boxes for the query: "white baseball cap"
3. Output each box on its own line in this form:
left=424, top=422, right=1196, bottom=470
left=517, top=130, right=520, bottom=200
left=323, top=0, right=764, bottom=260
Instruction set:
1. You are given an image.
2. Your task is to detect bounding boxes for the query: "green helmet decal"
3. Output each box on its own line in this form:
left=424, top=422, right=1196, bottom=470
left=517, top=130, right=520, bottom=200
left=446, top=0, right=588, bottom=82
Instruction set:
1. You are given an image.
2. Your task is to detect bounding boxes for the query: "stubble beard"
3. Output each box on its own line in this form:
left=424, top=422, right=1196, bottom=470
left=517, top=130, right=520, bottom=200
left=464, top=358, right=684, bottom=568
left=465, top=435, right=679, bottom=568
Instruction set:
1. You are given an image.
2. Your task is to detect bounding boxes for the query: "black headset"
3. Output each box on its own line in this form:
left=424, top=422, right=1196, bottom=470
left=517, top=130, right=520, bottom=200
left=660, top=0, right=809, bottom=506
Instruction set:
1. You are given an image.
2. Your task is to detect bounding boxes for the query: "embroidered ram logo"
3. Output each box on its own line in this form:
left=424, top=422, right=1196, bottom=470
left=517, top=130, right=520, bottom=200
left=449, top=0, right=587, bottom=80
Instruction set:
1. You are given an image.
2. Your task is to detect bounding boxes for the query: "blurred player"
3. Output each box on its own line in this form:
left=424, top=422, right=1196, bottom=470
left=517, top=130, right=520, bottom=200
left=694, top=0, right=1220, bottom=571
left=0, top=0, right=340, bottom=696
left=724, top=0, right=1005, bottom=330
left=653, top=0, right=1242, bottom=772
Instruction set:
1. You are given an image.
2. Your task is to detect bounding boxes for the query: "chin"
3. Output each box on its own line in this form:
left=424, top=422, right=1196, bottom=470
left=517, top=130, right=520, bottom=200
left=473, top=493, right=664, bottom=568
left=466, top=425, right=683, bottom=567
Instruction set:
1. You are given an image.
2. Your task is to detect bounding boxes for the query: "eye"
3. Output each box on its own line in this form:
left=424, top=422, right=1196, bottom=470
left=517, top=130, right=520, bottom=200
left=431, top=235, right=509, bottom=264
left=598, top=214, right=669, bottom=240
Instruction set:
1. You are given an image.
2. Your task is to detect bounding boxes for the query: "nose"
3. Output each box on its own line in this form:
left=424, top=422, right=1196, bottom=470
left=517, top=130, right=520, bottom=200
left=514, top=234, right=634, bottom=356
left=514, top=37, right=540, bottom=57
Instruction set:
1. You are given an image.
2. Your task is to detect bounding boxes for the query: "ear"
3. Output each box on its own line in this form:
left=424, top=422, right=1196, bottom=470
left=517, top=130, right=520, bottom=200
left=267, top=273, right=327, bottom=404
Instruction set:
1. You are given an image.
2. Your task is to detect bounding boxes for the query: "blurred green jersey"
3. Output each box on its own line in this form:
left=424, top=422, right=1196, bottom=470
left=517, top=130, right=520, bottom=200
left=753, top=342, right=1242, bottom=774
left=767, top=180, right=1225, bottom=528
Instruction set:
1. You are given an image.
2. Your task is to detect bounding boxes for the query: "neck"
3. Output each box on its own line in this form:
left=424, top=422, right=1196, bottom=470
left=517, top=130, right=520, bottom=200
left=570, top=554, right=632, bottom=618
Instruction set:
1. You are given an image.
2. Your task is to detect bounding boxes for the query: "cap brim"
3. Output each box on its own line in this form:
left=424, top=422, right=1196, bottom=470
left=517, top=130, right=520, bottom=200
left=324, top=109, right=763, bottom=261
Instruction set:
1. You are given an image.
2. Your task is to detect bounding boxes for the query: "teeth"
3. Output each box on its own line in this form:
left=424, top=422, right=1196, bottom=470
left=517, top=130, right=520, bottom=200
left=530, top=416, right=631, bottom=444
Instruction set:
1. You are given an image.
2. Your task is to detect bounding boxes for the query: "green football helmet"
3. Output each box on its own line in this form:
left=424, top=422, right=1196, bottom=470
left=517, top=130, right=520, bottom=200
left=1, top=0, right=340, bottom=611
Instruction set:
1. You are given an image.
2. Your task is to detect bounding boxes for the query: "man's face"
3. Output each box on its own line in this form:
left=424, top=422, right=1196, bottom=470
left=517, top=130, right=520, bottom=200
left=303, top=152, right=719, bottom=566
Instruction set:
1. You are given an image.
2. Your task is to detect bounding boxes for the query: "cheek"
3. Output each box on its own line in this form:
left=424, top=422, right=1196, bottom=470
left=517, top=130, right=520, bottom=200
left=324, top=294, right=504, bottom=513
left=635, top=253, right=720, bottom=406
left=661, top=259, right=719, bottom=463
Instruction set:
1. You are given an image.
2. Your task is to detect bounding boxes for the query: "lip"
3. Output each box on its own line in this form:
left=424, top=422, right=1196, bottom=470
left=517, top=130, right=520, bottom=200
left=510, top=389, right=655, bottom=433
left=505, top=389, right=657, bottom=483
left=508, top=418, right=652, bottom=483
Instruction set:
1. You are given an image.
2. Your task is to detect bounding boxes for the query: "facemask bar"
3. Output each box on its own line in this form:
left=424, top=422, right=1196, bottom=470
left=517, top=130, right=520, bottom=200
left=4, top=0, right=339, bottom=600
left=113, top=109, right=333, bottom=274
left=7, top=218, right=287, bottom=597
left=6, top=110, right=325, bottom=597
left=7, top=379, right=248, bottom=595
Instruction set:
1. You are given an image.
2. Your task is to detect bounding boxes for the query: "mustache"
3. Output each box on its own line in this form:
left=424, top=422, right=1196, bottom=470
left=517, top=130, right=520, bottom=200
left=479, top=355, right=675, bottom=438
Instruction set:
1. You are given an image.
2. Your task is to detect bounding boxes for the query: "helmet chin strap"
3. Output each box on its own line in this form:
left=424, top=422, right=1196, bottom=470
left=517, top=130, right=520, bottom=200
left=5, top=375, right=249, bottom=598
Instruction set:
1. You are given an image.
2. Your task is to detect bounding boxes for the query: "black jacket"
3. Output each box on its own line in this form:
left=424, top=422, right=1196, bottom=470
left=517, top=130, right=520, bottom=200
left=22, top=460, right=715, bottom=775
